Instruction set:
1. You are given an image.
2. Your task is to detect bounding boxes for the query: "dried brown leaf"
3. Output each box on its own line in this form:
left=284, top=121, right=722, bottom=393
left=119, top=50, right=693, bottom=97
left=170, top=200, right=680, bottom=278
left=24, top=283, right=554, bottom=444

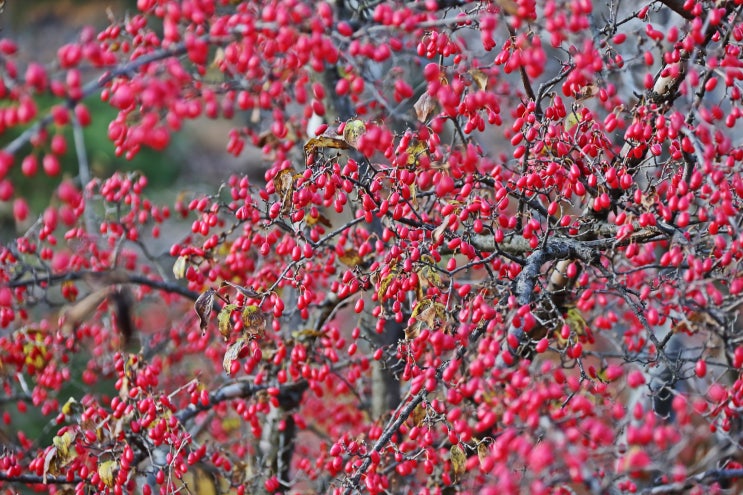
left=223, top=338, right=249, bottom=374
left=469, top=69, right=488, bottom=90
left=414, top=92, right=439, bottom=122
left=241, top=305, right=267, bottom=338
left=304, top=135, right=350, bottom=155
left=338, top=248, right=363, bottom=268
left=194, top=289, right=216, bottom=333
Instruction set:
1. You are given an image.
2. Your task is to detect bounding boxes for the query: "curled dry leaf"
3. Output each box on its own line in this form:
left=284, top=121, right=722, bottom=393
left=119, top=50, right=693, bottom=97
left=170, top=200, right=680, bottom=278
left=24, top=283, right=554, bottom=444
left=414, top=92, right=439, bottom=122
left=223, top=337, right=249, bottom=374
left=241, top=305, right=267, bottom=338
left=304, top=135, right=349, bottom=155
left=222, top=280, right=262, bottom=299
left=194, top=289, right=216, bottom=333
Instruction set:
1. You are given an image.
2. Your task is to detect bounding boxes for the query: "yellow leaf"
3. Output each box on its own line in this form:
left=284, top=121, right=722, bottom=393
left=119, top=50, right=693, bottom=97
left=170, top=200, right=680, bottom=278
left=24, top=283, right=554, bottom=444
left=61, top=397, right=81, bottom=416
left=377, top=273, right=397, bottom=301
left=406, top=141, right=428, bottom=166
left=98, top=460, right=117, bottom=488
left=342, top=119, right=366, bottom=148
left=223, top=338, right=249, bottom=374
left=172, top=255, right=188, bottom=279
left=450, top=444, right=467, bottom=477
left=338, top=248, right=363, bottom=268
left=305, top=211, right=332, bottom=227
left=304, top=135, right=350, bottom=155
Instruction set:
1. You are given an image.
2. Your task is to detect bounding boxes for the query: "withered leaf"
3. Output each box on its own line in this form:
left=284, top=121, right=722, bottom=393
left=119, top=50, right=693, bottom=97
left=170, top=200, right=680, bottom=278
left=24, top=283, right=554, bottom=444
left=338, top=248, right=363, bottom=268
left=342, top=119, right=366, bottom=148
left=304, top=135, right=350, bottom=155
left=241, top=305, right=267, bottom=338
left=450, top=444, right=467, bottom=477
left=223, top=338, right=249, bottom=374
left=222, top=281, right=261, bottom=299
left=273, top=168, right=296, bottom=212
left=305, top=212, right=332, bottom=227
left=194, top=289, right=216, bottom=333
left=469, top=69, right=489, bottom=91
left=409, top=402, right=427, bottom=426
left=217, top=304, right=238, bottom=340
left=43, top=447, right=59, bottom=483
left=406, top=141, right=428, bottom=166
left=414, top=92, right=439, bottom=122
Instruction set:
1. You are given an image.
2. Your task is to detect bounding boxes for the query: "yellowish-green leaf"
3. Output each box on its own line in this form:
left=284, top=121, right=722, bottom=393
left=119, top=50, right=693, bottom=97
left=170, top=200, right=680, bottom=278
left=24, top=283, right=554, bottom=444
left=377, top=273, right=397, bottom=301
left=450, top=444, right=467, bottom=477
left=218, top=304, right=238, bottom=340
left=565, top=307, right=587, bottom=336
left=61, top=397, right=81, bottom=416
left=223, top=338, right=249, bottom=374
left=53, top=431, right=75, bottom=460
left=406, top=141, right=427, bottom=166
left=173, top=255, right=188, bottom=280
left=342, top=119, right=366, bottom=148
left=98, top=460, right=117, bottom=487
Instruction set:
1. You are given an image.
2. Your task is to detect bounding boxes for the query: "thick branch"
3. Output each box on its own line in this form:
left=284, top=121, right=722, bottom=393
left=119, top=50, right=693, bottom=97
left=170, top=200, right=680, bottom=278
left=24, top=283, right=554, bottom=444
left=5, top=269, right=198, bottom=301
left=0, top=472, right=83, bottom=485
